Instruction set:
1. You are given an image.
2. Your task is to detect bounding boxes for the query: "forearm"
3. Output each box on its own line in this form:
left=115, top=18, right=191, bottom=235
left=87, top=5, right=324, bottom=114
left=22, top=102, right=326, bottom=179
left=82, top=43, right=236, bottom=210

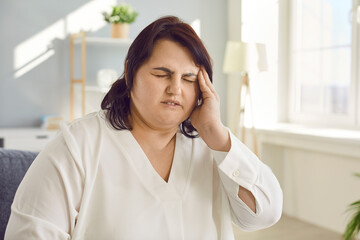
left=212, top=130, right=283, bottom=231
left=238, top=185, right=256, bottom=213
left=228, top=165, right=283, bottom=231
left=199, top=125, right=257, bottom=212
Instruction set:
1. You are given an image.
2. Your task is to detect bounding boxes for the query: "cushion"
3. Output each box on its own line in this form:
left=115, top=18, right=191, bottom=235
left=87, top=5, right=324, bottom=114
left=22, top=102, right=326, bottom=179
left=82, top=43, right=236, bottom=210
left=0, top=149, right=38, bottom=239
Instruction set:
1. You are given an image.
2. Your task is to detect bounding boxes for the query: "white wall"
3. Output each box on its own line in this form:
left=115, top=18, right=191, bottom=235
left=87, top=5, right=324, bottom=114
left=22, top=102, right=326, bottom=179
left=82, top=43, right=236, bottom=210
left=281, top=149, right=360, bottom=233
left=0, top=0, right=228, bottom=127
left=258, top=132, right=360, bottom=234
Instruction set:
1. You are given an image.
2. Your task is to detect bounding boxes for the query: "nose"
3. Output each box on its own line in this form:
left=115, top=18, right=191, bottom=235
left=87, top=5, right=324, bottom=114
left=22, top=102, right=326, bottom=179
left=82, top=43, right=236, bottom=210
left=166, top=76, right=181, bottom=95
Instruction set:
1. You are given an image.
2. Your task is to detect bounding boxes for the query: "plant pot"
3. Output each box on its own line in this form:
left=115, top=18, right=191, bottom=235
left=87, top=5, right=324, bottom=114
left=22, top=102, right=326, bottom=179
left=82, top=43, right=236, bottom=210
left=111, top=23, right=129, bottom=39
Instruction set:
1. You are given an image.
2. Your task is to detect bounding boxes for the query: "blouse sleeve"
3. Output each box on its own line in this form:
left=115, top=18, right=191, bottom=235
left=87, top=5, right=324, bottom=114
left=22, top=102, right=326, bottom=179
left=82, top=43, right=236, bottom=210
left=4, top=131, right=84, bottom=240
left=211, top=130, right=283, bottom=232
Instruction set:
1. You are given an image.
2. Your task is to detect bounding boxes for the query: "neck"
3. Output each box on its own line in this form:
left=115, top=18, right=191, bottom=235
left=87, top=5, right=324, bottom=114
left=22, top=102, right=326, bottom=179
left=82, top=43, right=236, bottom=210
left=129, top=114, right=178, bottom=151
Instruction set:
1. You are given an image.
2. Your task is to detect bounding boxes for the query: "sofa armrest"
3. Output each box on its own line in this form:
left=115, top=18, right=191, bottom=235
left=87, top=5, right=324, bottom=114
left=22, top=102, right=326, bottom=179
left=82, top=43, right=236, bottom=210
left=0, top=149, right=38, bottom=238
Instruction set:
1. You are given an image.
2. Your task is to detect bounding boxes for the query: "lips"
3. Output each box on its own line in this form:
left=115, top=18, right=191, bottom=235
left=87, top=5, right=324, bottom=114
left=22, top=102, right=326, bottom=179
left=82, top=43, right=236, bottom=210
left=161, top=99, right=181, bottom=106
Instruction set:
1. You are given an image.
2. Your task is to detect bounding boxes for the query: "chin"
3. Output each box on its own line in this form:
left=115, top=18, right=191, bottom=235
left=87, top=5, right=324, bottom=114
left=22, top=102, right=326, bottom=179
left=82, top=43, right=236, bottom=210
left=155, top=119, right=183, bottom=129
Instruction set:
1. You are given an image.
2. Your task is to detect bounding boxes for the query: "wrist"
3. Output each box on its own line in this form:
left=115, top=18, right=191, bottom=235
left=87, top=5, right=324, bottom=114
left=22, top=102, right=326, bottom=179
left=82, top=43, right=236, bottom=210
left=197, top=123, right=231, bottom=152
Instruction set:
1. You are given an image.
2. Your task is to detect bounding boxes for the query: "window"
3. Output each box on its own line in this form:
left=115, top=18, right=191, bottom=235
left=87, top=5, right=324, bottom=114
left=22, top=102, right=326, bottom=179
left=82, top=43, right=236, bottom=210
left=288, top=0, right=360, bottom=127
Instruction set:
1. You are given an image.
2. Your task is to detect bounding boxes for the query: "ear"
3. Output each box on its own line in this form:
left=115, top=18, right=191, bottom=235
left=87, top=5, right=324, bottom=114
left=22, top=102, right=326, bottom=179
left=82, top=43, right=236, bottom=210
left=197, top=93, right=203, bottom=106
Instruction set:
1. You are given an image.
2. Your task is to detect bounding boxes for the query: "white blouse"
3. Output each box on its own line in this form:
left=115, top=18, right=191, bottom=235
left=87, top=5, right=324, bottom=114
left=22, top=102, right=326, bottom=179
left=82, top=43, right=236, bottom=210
left=5, top=111, right=283, bottom=240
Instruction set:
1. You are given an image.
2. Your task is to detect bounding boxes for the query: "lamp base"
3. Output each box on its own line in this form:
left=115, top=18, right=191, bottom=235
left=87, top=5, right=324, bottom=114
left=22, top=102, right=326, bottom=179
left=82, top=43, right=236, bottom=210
left=236, top=72, right=258, bottom=157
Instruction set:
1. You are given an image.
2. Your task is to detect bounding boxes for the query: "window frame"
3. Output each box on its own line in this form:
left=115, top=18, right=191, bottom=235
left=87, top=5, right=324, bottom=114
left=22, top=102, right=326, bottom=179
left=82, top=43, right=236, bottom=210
left=356, top=0, right=360, bottom=127
left=286, top=0, right=360, bottom=129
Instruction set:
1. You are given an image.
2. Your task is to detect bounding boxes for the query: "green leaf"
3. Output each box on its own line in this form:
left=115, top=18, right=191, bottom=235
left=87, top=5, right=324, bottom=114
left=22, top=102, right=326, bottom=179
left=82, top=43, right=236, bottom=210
left=343, top=173, right=360, bottom=240
left=102, top=3, right=138, bottom=24
left=343, top=211, right=360, bottom=240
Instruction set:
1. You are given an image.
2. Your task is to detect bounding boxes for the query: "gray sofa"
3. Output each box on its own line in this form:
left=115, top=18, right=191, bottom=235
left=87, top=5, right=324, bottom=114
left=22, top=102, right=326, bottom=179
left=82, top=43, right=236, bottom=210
left=0, top=149, right=38, bottom=240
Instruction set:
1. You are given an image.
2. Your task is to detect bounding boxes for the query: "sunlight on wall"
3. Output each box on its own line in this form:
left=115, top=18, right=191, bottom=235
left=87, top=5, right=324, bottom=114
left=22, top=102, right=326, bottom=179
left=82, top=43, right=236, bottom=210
left=65, top=0, right=115, bottom=34
left=14, top=20, right=65, bottom=78
left=241, top=0, right=269, bottom=43
left=14, top=50, right=55, bottom=79
left=13, top=0, right=116, bottom=79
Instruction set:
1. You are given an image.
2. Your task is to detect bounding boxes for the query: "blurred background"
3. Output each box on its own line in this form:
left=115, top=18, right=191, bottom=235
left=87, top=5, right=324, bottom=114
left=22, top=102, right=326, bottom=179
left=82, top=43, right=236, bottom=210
left=1, top=0, right=360, bottom=239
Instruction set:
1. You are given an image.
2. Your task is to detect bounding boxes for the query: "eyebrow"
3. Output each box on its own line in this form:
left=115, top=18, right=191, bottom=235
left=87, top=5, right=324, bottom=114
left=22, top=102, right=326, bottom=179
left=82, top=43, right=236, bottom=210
left=153, top=67, right=174, bottom=74
left=182, top=73, right=197, bottom=78
left=152, top=67, right=197, bottom=78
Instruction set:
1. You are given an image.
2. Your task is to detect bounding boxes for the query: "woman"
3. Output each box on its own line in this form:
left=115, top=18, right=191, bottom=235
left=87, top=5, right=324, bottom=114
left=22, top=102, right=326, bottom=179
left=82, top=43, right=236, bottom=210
left=5, top=16, right=282, bottom=239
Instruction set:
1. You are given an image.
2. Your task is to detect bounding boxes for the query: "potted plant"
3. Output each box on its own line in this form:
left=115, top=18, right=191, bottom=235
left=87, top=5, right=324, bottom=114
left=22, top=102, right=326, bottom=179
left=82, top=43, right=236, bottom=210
left=343, top=173, right=360, bottom=240
left=102, top=3, right=138, bottom=39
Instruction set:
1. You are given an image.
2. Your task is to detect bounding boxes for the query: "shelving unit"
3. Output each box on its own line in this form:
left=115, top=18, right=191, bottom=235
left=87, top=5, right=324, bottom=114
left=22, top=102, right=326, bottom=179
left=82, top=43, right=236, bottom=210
left=70, top=32, right=86, bottom=121
left=73, top=37, right=132, bottom=46
left=0, top=128, right=57, bottom=152
left=69, top=32, right=132, bottom=121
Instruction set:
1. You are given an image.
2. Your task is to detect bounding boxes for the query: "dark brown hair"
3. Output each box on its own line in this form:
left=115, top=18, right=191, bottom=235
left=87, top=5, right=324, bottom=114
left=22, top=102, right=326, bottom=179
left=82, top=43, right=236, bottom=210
left=101, top=16, right=213, bottom=138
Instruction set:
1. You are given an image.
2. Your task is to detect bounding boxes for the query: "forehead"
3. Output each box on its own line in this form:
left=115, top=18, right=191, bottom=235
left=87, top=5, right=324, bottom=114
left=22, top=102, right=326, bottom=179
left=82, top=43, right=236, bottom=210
left=146, top=39, right=198, bottom=68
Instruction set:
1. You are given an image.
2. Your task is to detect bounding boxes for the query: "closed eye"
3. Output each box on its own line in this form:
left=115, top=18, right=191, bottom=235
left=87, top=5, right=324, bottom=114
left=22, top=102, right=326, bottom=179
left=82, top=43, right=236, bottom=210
left=152, top=74, right=169, bottom=78
left=183, top=78, right=196, bottom=83
left=182, top=73, right=197, bottom=83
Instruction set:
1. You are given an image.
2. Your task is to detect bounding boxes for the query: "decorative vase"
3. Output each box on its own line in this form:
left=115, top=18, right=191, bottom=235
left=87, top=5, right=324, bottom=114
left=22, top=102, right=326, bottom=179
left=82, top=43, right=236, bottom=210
left=111, top=23, right=129, bottom=39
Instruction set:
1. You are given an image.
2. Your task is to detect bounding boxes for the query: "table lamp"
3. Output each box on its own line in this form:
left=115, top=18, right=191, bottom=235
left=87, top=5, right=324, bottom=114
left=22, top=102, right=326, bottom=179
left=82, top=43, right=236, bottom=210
left=223, top=41, right=268, bottom=156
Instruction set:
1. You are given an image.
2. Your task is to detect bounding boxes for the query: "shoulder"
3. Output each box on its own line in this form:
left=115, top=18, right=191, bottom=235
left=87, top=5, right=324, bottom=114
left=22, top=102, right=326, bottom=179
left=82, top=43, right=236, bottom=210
left=65, top=111, right=104, bottom=132
left=62, top=111, right=112, bottom=137
left=58, top=111, right=113, bottom=152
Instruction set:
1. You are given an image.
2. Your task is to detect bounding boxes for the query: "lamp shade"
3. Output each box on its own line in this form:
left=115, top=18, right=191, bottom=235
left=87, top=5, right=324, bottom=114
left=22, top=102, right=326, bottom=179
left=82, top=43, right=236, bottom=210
left=223, top=41, right=268, bottom=74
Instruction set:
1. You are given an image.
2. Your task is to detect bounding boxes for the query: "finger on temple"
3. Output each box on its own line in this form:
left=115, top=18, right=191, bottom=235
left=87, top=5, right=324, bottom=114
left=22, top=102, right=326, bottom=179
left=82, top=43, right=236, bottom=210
left=198, top=70, right=209, bottom=92
left=201, top=68, right=216, bottom=94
